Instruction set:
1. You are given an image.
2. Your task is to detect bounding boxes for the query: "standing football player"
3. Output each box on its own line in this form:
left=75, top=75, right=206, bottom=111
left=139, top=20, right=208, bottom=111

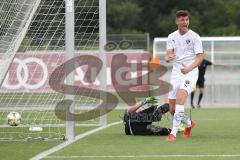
left=165, top=10, right=204, bottom=142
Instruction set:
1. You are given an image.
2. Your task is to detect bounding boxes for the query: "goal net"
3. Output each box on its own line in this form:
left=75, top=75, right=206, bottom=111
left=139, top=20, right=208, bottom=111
left=0, top=0, right=105, bottom=141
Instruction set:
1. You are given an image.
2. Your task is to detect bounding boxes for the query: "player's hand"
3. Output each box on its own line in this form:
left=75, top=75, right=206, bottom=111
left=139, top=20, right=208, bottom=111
left=165, top=53, right=176, bottom=62
left=145, top=96, right=158, bottom=104
left=141, top=96, right=158, bottom=105
left=181, top=66, right=192, bottom=74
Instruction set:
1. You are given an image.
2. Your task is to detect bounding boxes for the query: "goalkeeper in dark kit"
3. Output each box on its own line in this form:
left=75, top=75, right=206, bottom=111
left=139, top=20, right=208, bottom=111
left=123, top=96, right=171, bottom=136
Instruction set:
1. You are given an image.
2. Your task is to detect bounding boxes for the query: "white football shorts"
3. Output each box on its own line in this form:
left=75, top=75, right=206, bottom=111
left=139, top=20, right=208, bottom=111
left=168, top=68, right=198, bottom=99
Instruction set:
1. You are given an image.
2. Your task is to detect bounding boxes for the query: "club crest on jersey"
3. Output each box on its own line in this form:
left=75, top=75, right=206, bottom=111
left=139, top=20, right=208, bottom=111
left=184, top=80, right=190, bottom=87
left=186, top=39, right=190, bottom=44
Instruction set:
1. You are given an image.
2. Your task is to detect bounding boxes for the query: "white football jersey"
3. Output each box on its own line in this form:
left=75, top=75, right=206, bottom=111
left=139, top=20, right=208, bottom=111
left=167, top=29, right=203, bottom=70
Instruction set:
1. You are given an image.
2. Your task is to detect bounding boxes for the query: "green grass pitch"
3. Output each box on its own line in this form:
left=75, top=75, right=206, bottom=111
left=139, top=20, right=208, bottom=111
left=1, top=108, right=240, bottom=160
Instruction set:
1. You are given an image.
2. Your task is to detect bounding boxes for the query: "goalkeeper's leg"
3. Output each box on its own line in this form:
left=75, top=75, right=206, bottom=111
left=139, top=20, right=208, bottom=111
left=147, top=125, right=171, bottom=136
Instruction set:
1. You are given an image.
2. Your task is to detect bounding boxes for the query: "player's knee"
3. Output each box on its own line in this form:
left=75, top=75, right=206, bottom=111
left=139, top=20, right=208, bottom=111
left=176, top=90, right=188, bottom=104
left=200, top=88, right=204, bottom=94
left=192, top=87, right=196, bottom=92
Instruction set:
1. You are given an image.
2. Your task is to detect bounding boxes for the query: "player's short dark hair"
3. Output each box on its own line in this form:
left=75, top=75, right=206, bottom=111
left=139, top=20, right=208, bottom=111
left=176, top=10, right=190, bottom=18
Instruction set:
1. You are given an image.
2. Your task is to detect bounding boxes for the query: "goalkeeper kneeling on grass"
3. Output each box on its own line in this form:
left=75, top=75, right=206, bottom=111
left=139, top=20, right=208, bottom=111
left=123, top=96, right=171, bottom=136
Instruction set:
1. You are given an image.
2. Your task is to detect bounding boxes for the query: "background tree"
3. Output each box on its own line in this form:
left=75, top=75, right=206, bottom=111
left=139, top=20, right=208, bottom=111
left=107, top=0, right=240, bottom=39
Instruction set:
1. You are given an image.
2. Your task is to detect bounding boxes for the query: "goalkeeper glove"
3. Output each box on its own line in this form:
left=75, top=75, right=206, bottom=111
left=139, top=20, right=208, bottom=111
left=140, top=96, right=158, bottom=105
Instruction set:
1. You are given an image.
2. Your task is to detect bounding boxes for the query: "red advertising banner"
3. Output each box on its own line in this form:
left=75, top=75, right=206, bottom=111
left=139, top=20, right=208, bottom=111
left=1, top=51, right=150, bottom=92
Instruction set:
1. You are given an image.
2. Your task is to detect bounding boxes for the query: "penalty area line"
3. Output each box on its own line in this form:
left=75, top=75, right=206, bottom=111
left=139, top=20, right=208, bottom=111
left=47, top=154, right=240, bottom=159
left=30, top=121, right=122, bottom=160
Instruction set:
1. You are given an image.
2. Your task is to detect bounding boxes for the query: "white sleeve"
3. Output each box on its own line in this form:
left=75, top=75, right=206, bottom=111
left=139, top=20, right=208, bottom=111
left=166, top=34, right=174, bottom=50
left=194, top=34, right=203, bottom=54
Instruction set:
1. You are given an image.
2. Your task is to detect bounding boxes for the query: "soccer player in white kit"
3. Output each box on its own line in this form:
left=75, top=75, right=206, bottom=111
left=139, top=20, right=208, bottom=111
left=165, top=10, right=204, bottom=142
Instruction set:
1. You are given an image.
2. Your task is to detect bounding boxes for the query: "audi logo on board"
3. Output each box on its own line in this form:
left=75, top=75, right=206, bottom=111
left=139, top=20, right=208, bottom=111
left=1, top=53, right=149, bottom=91
left=2, top=57, right=48, bottom=90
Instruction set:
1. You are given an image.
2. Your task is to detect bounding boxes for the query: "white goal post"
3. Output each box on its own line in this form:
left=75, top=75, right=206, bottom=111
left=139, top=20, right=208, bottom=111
left=0, top=0, right=107, bottom=141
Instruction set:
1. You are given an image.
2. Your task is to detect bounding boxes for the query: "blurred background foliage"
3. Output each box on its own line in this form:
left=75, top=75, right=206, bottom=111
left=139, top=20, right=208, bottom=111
left=107, top=0, right=240, bottom=39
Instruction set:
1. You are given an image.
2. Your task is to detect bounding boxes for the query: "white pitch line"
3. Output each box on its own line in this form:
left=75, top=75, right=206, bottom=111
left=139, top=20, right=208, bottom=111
left=30, top=121, right=122, bottom=160
left=195, top=118, right=239, bottom=121
left=47, top=154, right=240, bottom=159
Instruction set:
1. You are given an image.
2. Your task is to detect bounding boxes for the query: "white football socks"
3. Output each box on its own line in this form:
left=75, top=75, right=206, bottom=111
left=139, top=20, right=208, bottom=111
left=170, top=104, right=184, bottom=137
left=181, top=115, right=192, bottom=127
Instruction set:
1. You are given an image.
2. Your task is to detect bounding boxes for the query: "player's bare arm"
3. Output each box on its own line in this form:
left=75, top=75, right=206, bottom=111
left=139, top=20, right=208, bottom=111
left=213, top=62, right=227, bottom=67
left=181, top=53, right=204, bottom=74
left=127, top=103, right=142, bottom=113
left=127, top=97, right=158, bottom=113
left=165, top=49, right=176, bottom=62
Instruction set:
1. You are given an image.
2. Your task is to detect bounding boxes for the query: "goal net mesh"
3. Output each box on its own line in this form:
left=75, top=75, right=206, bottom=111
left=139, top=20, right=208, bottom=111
left=0, top=0, right=101, bottom=141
